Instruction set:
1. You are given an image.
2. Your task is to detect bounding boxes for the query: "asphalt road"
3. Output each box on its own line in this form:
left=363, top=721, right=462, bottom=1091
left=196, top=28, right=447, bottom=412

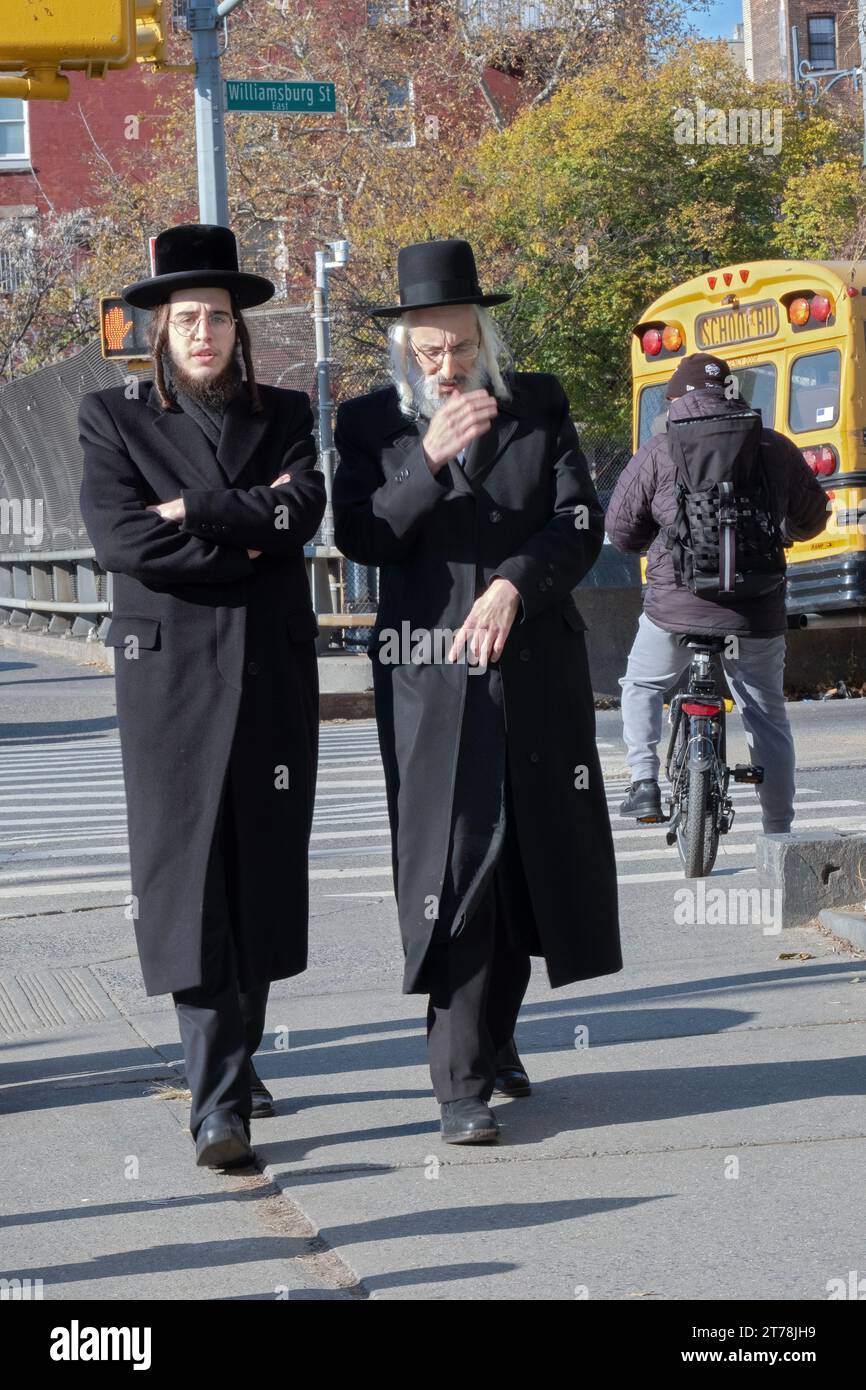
left=1, top=643, right=865, bottom=1301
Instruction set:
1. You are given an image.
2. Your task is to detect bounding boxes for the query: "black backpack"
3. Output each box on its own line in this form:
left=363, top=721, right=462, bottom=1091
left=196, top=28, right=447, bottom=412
left=664, top=408, right=786, bottom=603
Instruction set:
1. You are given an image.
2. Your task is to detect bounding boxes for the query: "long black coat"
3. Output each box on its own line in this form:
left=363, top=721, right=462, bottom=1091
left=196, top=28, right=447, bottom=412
left=333, top=373, right=622, bottom=993
left=78, top=379, right=325, bottom=996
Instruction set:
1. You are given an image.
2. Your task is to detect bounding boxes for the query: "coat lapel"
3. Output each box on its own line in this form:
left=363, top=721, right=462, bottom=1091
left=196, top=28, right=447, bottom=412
left=148, top=384, right=272, bottom=488
left=380, top=385, right=521, bottom=497
left=463, top=399, right=519, bottom=487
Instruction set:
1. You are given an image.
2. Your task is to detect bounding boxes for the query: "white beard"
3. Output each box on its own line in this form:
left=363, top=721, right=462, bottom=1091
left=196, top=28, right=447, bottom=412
left=409, top=359, right=489, bottom=418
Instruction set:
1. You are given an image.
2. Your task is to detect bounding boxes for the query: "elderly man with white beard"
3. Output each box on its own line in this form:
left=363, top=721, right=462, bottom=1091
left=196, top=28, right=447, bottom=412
left=333, top=239, right=621, bottom=1144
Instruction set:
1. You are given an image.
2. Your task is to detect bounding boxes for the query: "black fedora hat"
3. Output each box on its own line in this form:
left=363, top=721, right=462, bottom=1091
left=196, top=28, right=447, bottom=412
left=371, top=238, right=511, bottom=318
left=122, top=223, right=276, bottom=310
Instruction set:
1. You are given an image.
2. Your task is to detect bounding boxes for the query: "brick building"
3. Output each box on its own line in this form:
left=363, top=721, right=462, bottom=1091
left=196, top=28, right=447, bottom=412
left=743, top=0, right=862, bottom=108
left=0, top=1, right=539, bottom=298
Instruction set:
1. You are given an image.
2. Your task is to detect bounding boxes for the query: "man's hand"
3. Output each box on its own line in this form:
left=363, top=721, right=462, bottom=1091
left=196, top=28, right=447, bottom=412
left=146, top=498, right=185, bottom=523
left=448, top=577, right=521, bottom=667
left=270, top=472, right=292, bottom=487
left=422, top=389, right=498, bottom=473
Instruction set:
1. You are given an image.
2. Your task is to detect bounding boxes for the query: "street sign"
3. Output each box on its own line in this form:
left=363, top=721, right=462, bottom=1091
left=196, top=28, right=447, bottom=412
left=225, top=80, right=336, bottom=113
left=99, top=297, right=151, bottom=360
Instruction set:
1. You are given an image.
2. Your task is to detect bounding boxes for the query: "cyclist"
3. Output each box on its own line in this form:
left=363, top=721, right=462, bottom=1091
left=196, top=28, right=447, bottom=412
left=605, top=351, right=827, bottom=832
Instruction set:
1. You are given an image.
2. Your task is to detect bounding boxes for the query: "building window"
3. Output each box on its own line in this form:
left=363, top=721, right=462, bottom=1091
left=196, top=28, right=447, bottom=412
left=459, top=0, right=555, bottom=30
left=0, top=216, right=35, bottom=294
left=807, top=16, right=836, bottom=70
left=367, top=1, right=410, bottom=25
left=0, top=98, right=29, bottom=170
left=374, top=77, right=415, bottom=147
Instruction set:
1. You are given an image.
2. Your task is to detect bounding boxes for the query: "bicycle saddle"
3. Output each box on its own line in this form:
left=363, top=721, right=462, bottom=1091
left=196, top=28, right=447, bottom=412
left=677, top=634, right=727, bottom=652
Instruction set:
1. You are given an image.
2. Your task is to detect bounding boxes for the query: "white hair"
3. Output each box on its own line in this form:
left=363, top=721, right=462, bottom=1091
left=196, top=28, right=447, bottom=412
left=387, top=304, right=513, bottom=417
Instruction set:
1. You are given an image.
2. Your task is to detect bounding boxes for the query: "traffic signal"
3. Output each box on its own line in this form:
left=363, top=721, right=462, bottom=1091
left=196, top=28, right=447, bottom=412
left=99, top=297, right=152, bottom=360
left=0, top=2, right=166, bottom=82
left=134, top=1, right=167, bottom=65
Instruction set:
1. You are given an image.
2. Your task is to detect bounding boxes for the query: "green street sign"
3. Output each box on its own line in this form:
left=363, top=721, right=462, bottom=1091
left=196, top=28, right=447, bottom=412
left=225, top=80, right=336, bottom=113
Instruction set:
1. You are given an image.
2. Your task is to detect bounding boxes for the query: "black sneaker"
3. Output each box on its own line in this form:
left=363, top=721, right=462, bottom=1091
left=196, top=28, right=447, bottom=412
left=619, top=779, right=663, bottom=821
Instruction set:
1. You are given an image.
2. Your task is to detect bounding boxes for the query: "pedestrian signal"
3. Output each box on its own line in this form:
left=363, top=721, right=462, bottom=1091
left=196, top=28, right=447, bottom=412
left=100, top=297, right=151, bottom=359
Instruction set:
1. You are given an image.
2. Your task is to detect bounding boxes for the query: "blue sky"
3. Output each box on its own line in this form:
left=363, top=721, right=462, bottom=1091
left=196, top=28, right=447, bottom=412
left=686, top=0, right=744, bottom=39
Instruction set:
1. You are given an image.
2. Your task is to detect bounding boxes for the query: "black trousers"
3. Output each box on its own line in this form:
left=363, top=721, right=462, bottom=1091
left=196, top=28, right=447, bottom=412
left=424, top=665, right=534, bottom=1103
left=425, top=863, right=532, bottom=1103
left=172, top=761, right=269, bottom=1140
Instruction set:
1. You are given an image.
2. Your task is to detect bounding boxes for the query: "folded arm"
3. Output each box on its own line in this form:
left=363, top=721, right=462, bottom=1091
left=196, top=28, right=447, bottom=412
left=179, top=396, right=325, bottom=555
left=78, top=392, right=254, bottom=587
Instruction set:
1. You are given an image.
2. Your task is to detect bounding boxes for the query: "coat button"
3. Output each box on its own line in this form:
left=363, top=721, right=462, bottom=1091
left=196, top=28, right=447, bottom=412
left=520, top=648, right=531, bottom=661
left=530, top=752, right=540, bottom=763
left=247, top=661, right=260, bottom=675
left=489, top=509, right=502, bottom=523
left=538, top=581, right=546, bottom=592
left=545, top=576, right=554, bottom=587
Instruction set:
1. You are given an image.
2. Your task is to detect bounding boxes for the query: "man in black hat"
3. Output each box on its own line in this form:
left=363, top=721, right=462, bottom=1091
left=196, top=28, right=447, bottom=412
left=78, top=224, right=326, bottom=1168
left=333, top=239, right=621, bottom=1144
left=607, top=351, right=827, bottom=829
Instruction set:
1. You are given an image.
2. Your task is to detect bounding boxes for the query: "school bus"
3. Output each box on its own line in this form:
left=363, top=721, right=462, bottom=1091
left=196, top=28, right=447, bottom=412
left=631, top=260, right=866, bottom=618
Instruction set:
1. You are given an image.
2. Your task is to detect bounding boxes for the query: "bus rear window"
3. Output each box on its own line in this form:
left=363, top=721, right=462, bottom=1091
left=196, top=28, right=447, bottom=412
left=638, top=384, right=668, bottom=445
left=732, top=362, right=776, bottom=427
left=638, top=362, right=776, bottom=445
left=789, top=350, right=840, bottom=432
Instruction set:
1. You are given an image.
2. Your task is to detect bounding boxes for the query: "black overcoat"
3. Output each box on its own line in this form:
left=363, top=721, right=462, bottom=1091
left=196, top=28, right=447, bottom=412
left=333, top=373, right=622, bottom=993
left=78, top=379, right=325, bottom=996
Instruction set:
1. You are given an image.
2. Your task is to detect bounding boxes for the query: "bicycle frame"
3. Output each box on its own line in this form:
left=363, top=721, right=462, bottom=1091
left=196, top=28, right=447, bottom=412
left=664, top=648, right=734, bottom=842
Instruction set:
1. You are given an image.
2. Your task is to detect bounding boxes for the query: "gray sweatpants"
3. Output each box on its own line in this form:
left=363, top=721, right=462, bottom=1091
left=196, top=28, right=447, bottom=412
left=619, top=612, right=795, bottom=833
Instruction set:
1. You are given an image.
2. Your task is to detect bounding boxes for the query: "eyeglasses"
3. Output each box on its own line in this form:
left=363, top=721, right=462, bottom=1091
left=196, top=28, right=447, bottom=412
left=169, top=309, right=236, bottom=337
left=410, top=338, right=481, bottom=366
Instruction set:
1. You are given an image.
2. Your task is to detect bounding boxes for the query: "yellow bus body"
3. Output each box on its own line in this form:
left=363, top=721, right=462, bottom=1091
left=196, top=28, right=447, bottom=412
left=631, top=260, right=866, bottom=614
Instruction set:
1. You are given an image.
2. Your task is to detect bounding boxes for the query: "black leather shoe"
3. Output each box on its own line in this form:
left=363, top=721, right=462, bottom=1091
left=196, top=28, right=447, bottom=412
left=440, top=1098, right=501, bottom=1144
left=250, top=1060, right=275, bottom=1118
left=195, top=1111, right=254, bottom=1168
left=493, top=1037, right=531, bottom=1097
left=619, top=779, right=663, bottom=821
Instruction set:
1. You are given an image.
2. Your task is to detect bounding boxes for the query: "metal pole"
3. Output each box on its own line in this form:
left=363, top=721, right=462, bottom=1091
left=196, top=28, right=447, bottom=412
left=187, top=0, right=240, bottom=225
left=859, top=0, right=866, bottom=165
left=312, top=241, right=348, bottom=623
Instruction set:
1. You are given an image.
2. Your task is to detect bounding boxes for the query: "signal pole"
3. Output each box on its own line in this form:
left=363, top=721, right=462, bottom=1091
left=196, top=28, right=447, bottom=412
left=859, top=0, right=866, bottom=166
left=188, top=0, right=245, bottom=226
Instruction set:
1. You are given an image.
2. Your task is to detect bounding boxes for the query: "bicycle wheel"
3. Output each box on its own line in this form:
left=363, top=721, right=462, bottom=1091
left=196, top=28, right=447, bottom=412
left=678, top=763, right=720, bottom=878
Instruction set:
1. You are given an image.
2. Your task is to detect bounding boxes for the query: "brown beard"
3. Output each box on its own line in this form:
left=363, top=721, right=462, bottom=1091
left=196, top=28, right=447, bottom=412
left=168, top=349, right=243, bottom=410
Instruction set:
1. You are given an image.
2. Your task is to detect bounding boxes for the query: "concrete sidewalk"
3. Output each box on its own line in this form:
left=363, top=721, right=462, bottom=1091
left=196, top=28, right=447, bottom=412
left=2, top=888, right=865, bottom=1300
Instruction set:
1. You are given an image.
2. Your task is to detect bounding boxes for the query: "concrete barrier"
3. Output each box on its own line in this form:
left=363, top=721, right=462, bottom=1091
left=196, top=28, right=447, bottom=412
left=756, top=831, right=866, bottom=928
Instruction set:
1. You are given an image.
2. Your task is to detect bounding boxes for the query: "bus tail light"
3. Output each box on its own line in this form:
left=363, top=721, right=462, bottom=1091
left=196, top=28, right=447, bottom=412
left=811, top=294, right=832, bottom=321
left=641, top=328, right=662, bottom=355
left=789, top=297, right=811, bottom=325
left=661, top=325, right=683, bottom=351
left=817, top=445, right=837, bottom=474
left=802, top=444, right=838, bottom=475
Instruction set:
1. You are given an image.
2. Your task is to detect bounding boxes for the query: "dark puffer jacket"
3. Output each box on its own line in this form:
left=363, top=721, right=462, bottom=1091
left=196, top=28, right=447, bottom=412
left=605, top=389, right=829, bottom=636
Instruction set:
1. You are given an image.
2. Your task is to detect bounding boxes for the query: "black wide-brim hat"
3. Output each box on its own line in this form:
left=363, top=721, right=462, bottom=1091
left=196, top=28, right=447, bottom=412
left=122, top=223, right=276, bottom=310
left=371, top=238, right=511, bottom=318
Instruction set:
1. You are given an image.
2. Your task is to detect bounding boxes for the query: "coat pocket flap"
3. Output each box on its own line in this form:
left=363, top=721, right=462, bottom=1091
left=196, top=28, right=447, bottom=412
left=561, top=602, right=587, bottom=632
left=104, top=616, right=161, bottom=650
left=287, top=610, right=320, bottom=641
